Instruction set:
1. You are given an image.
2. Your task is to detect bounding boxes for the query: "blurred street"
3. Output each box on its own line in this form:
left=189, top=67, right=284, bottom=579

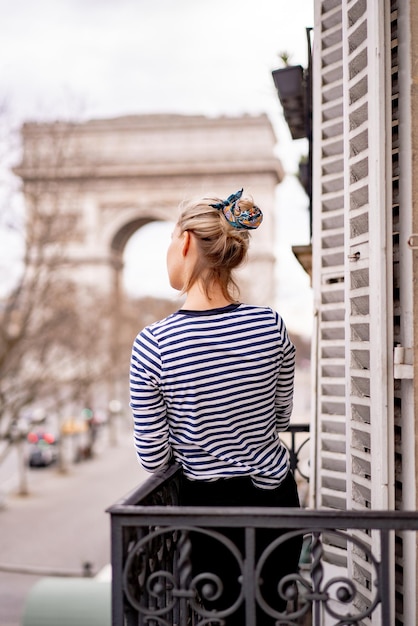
left=0, top=422, right=147, bottom=626
left=0, top=367, right=311, bottom=626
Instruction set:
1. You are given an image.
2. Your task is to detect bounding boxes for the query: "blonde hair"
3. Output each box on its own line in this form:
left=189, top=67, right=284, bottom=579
left=177, top=195, right=256, bottom=301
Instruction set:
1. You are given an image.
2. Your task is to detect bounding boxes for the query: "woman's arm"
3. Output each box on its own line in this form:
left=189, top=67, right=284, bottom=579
left=130, top=329, right=172, bottom=473
left=275, top=317, right=296, bottom=432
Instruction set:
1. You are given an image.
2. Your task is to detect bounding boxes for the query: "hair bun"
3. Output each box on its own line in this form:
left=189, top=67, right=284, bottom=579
left=210, top=189, right=263, bottom=230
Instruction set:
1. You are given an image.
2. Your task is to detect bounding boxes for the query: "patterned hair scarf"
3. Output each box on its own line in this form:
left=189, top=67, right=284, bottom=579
left=209, top=188, right=263, bottom=230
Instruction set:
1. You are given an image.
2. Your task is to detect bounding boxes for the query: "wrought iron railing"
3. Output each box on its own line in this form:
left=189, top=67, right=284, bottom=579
left=283, top=423, right=310, bottom=482
left=108, top=428, right=418, bottom=625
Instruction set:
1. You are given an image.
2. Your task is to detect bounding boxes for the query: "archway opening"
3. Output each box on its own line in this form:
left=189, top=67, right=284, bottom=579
left=123, top=220, right=178, bottom=301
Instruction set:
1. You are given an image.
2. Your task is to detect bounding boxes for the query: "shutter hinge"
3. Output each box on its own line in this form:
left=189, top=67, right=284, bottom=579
left=394, top=346, right=414, bottom=379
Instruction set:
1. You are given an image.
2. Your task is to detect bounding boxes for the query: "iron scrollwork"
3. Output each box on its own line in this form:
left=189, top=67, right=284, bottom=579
left=255, top=529, right=381, bottom=625
left=123, top=525, right=245, bottom=625
left=122, top=525, right=383, bottom=625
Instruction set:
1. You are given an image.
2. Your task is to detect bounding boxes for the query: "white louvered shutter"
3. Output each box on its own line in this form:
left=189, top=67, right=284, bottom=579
left=343, top=2, right=394, bottom=622
left=312, top=0, right=347, bottom=517
left=313, top=0, right=398, bottom=623
left=390, top=1, right=416, bottom=624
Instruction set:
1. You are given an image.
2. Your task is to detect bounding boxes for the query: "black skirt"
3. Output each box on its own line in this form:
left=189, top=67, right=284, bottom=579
left=180, top=470, right=303, bottom=625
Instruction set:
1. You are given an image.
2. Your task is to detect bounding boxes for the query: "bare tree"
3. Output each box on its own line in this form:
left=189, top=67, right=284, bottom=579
left=0, top=120, right=113, bottom=489
left=0, top=115, right=185, bottom=492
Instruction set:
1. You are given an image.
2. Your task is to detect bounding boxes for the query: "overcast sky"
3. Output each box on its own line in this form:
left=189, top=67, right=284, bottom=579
left=0, top=0, right=314, bottom=336
left=1, top=0, right=313, bottom=126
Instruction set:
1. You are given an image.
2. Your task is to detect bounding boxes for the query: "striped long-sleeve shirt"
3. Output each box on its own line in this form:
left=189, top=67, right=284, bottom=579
left=130, top=303, right=295, bottom=489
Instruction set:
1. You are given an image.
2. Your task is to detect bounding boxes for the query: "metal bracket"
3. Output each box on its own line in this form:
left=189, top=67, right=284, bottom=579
left=394, top=346, right=414, bottom=379
left=407, top=235, right=418, bottom=249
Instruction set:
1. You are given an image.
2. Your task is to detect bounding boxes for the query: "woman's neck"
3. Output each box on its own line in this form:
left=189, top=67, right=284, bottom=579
left=181, top=282, right=235, bottom=311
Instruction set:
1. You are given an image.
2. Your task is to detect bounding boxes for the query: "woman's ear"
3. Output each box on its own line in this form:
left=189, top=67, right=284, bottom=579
left=181, top=230, right=191, bottom=257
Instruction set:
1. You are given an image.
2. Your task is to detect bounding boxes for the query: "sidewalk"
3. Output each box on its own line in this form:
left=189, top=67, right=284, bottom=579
left=0, top=423, right=148, bottom=626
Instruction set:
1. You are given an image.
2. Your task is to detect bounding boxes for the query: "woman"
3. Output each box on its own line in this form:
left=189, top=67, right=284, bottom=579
left=130, top=189, right=302, bottom=624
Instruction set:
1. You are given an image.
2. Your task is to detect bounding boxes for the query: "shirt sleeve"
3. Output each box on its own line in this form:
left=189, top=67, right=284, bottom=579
left=129, top=327, right=172, bottom=473
left=275, top=314, right=296, bottom=432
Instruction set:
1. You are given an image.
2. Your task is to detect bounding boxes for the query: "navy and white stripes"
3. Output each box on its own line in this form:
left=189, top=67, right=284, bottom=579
left=130, top=303, right=295, bottom=489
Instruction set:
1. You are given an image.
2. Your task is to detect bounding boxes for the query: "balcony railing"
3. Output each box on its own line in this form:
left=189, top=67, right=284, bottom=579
left=108, top=428, right=418, bottom=625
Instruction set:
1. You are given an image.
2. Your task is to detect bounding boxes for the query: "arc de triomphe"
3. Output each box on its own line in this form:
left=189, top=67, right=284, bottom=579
left=15, top=113, right=284, bottom=305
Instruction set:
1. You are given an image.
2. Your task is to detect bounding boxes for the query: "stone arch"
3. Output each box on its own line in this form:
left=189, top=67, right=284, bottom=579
left=110, top=216, right=158, bottom=256
left=15, top=113, right=284, bottom=305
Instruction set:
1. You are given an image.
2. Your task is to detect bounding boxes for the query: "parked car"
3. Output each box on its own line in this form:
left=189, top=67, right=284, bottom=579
left=27, top=432, right=58, bottom=468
